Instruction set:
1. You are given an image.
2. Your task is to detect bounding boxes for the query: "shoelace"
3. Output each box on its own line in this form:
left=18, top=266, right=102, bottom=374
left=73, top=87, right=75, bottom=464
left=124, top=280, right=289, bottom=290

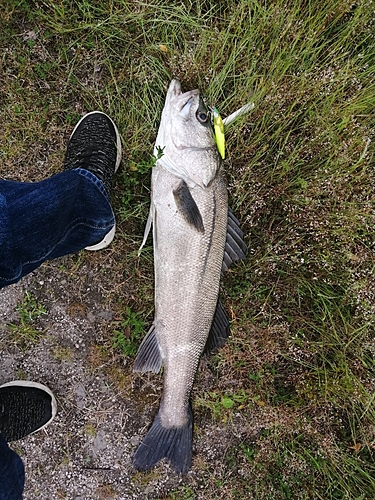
left=75, top=146, right=107, bottom=167
left=0, top=402, right=8, bottom=425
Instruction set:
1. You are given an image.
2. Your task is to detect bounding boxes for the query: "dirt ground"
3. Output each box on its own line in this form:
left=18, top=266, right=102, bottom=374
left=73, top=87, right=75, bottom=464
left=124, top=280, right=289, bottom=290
left=0, top=253, right=248, bottom=500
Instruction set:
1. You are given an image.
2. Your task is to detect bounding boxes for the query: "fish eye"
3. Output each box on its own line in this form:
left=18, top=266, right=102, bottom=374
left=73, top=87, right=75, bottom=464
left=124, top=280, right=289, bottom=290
left=197, top=111, right=208, bottom=123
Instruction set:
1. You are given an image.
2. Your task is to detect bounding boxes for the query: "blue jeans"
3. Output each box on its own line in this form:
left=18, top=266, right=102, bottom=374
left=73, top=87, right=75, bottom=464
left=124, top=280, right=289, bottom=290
left=0, top=435, right=24, bottom=500
left=0, top=168, right=114, bottom=497
left=0, top=168, right=115, bottom=289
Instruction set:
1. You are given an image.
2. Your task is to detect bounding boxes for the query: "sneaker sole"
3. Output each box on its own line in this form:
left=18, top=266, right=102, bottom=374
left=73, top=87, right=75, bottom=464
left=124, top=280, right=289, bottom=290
left=70, top=111, right=122, bottom=251
left=0, top=380, right=58, bottom=435
left=85, top=223, right=116, bottom=251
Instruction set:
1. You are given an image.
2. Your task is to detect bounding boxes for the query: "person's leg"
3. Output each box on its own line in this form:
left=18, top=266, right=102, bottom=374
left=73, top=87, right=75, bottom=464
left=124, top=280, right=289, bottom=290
left=0, top=435, right=25, bottom=500
left=0, top=169, right=115, bottom=287
left=0, top=111, right=121, bottom=289
left=0, top=381, right=57, bottom=500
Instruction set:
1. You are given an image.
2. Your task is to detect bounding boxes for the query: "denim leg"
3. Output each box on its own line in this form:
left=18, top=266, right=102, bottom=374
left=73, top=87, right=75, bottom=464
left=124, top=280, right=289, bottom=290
left=0, top=168, right=115, bottom=289
left=0, top=434, right=24, bottom=500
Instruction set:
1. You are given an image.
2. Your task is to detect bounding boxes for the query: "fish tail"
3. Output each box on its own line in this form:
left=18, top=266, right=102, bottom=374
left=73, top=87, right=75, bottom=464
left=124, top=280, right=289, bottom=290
left=133, top=405, right=193, bottom=474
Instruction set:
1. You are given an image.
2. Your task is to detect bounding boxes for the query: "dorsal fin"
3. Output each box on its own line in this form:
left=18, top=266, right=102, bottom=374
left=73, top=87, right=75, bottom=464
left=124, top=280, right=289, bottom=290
left=203, top=299, right=230, bottom=355
left=222, top=207, right=248, bottom=273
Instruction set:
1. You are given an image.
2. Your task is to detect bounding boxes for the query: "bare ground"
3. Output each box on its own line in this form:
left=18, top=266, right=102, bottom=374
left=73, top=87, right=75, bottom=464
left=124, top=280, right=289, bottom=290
left=0, top=254, right=251, bottom=500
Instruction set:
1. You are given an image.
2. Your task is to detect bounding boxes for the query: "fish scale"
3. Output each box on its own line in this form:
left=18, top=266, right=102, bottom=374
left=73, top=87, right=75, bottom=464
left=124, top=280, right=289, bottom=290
left=153, top=164, right=228, bottom=429
left=133, top=80, right=247, bottom=473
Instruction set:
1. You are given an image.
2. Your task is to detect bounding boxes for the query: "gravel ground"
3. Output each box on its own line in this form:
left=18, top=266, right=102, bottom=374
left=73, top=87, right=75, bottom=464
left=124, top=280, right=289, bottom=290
left=0, top=257, right=246, bottom=499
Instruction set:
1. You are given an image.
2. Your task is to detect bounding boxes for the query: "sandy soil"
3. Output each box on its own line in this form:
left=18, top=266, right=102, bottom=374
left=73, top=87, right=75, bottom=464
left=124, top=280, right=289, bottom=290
left=0, top=256, right=247, bottom=500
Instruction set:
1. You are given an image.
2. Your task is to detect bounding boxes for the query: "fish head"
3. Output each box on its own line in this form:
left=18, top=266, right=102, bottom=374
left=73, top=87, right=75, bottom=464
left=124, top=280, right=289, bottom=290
left=154, top=80, right=221, bottom=188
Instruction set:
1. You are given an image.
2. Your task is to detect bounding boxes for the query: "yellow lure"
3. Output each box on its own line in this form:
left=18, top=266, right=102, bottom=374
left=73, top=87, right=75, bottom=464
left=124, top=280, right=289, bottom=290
left=213, top=107, right=225, bottom=159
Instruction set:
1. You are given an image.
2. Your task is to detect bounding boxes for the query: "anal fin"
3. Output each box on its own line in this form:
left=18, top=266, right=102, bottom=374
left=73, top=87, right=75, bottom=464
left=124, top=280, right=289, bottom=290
left=133, top=325, right=162, bottom=373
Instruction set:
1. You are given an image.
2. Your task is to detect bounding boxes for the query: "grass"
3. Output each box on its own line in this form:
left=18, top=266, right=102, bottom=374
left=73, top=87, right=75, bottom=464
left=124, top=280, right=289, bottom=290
left=112, top=305, right=145, bottom=356
left=1, top=0, right=375, bottom=498
left=7, top=291, right=47, bottom=348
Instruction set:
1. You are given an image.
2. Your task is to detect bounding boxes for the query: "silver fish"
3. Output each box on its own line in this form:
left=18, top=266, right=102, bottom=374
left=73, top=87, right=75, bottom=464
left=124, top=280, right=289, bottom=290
left=133, top=80, right=247, bottom=473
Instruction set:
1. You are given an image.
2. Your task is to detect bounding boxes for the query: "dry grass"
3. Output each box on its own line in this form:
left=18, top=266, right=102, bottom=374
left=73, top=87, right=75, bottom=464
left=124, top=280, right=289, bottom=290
left=1, top=0, right=375, bottom=498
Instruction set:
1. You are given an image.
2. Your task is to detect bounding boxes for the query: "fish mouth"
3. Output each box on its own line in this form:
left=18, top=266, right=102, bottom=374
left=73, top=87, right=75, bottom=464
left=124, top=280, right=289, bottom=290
left=169, top=79, right=182, bottom=97
left=168, top=80, right=199, bottom=115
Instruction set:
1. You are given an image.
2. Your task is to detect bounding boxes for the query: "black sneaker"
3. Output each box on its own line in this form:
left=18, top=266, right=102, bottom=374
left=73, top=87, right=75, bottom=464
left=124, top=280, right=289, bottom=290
left=64, top=111, right=122, bottom=193
left=0, top=381, right=57, bottom=442
left=64, top=111, right=122, bottom=250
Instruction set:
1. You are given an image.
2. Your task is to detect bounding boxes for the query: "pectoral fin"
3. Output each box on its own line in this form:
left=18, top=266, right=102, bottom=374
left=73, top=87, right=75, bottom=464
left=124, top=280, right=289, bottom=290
left=133, top=324, right=162, bottom=373
left=222, top=207, right=248, bottom=273
left=138, top=201, right=154, bottom=255
left=203, top=299, right=230, bottom=355
left=173, top=180, right=204, bottom=233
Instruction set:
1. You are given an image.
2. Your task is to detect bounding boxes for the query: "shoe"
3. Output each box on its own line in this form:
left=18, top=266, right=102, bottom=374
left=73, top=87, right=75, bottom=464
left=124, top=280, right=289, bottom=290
left=0, top=381, right=57, bottom=442
left=63, top=111, right=122, bottom=250
left=64, top=111, right=122, bottom=193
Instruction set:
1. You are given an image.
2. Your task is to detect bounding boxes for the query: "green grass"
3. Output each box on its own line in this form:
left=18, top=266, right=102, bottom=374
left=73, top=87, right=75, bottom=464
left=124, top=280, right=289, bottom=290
left=1, top=0, right=375, bottom=498
left=112, top=305, right=145, bottom=356
left=7, top=292, right=47, bottom=348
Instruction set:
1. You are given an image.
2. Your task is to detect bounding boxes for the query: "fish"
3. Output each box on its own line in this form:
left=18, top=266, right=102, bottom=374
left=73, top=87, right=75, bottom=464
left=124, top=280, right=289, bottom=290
left=133, top=80, right=247, bottom=473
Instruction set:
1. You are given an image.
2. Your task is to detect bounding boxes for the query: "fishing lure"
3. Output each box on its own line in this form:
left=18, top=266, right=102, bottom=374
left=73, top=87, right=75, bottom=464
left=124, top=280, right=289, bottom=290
left=212, top=107, right=226, bottom=160
left=212, top=103, right=255, bottom=160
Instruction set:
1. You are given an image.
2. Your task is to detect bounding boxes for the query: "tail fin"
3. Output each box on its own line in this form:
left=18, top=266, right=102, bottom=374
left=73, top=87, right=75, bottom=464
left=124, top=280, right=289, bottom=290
left=133, top=405, right=193, bottom=474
